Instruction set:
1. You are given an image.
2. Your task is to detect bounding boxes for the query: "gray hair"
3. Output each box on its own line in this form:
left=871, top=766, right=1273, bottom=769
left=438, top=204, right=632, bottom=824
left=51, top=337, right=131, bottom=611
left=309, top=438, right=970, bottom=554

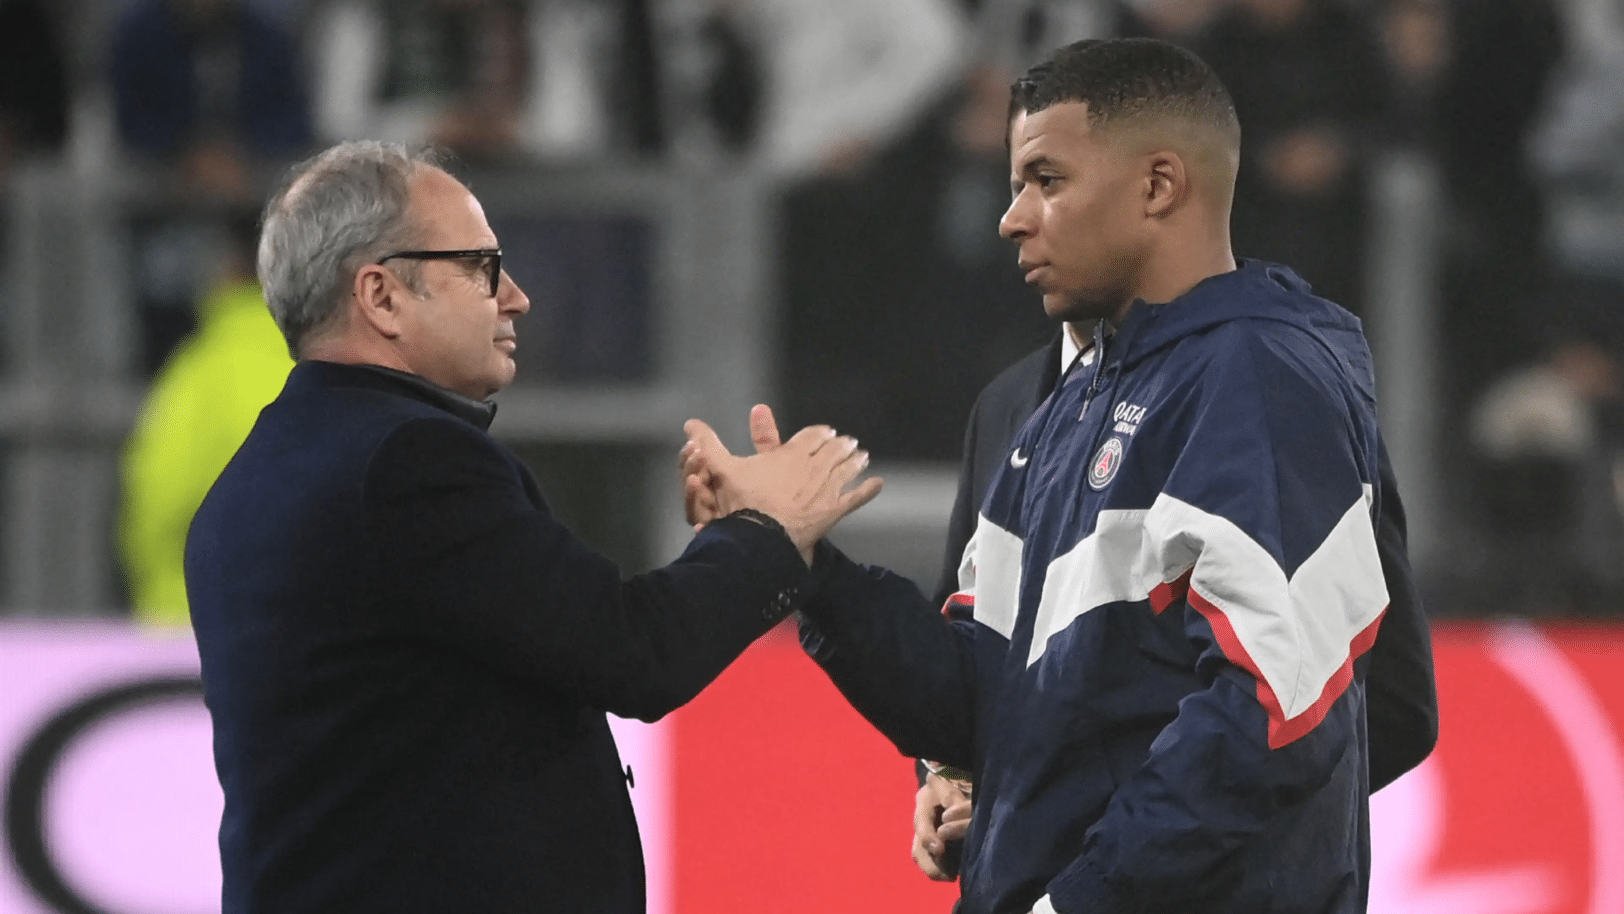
left=256, top=141, right=450, bottom=356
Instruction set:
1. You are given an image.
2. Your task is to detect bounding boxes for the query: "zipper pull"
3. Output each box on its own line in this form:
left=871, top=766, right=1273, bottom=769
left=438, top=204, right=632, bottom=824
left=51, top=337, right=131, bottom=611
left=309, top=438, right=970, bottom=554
left=1080, top=328, right=1110, bottom=419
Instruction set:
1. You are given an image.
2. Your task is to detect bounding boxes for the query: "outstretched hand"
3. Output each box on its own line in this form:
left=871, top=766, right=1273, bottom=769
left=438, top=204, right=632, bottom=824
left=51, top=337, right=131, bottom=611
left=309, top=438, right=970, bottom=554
left=680, top=405, right=882, bottom=561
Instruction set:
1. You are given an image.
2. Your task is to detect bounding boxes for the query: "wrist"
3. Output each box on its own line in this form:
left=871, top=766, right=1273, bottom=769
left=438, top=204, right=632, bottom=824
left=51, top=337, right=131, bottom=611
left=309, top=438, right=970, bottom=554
left=728, top=507, right=812, bottom=567
left=727, top=507, right=789, bottom=540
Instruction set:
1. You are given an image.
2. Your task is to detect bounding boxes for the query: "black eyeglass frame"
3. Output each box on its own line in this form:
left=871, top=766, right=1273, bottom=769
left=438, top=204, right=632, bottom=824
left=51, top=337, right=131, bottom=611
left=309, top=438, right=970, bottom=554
left=375, top=248, right=503, bottom=297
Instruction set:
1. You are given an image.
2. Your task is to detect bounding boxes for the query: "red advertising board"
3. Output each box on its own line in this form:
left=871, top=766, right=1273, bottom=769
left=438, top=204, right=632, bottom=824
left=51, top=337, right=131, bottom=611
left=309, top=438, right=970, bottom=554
left=1, top=621, right=1621, bottom=914
left=668, top=623, right=1624, bottom=914
left=1365, top=625, right=1624, bottom=914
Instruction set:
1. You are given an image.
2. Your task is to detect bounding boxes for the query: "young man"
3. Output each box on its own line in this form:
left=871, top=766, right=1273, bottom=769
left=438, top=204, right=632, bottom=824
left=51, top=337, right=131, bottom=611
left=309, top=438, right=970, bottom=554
left=909, top=321, right=1437, bottom=885
left=185, top=140, right=879, bottom=914
left=691, top=38, right=1400, bottom=913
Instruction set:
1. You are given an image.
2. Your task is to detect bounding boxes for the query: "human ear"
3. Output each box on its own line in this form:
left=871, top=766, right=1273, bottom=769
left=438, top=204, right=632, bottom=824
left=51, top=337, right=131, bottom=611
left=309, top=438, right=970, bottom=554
left=1144, top=151, right=1186, bottom=218
left=353, top=264, right=404, bottom=339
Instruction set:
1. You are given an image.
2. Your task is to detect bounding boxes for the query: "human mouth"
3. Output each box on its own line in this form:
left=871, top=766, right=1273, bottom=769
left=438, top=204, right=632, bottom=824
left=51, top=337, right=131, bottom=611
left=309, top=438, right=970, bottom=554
left=1019, top=262, right=1049, bottom=285
left=495, top=337, right=516, bottom=353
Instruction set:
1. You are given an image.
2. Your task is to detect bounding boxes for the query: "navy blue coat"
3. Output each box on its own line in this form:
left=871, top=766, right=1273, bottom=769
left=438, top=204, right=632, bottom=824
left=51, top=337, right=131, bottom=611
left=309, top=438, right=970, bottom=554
left=186, top=361, right=810, bottom=914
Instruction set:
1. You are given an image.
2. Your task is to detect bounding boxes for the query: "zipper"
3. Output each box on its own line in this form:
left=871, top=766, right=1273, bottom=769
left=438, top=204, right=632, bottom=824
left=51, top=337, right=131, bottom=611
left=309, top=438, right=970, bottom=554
left=1080, top=324, right=1110, bottom=420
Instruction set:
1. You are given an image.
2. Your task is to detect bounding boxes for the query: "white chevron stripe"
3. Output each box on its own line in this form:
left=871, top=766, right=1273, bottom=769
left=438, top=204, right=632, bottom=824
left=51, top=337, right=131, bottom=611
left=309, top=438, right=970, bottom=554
left=1027, top=506, right=1164, bottom=668
left=961, top=515, right=1024, bottom=641
left=1028, top=487, right=1388, bottom=723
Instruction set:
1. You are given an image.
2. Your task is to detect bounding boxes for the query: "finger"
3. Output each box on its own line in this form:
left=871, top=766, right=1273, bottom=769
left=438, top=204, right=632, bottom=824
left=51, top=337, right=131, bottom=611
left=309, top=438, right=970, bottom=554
left=937, top=813, right=971, bottom=844
left=835, top=475, right=885, bottom=516
left=749, top=404, right=782, bottom=453
left=681, top=446, right=709, bottom=479
left=677, top=439, right=698, bottom=470
left=683, top=419, right=735, bottom=465
left=913, top=784, right=946, bottom=855
left=912, top=837, right=950, bottom=881
left=804, top=436, right=862, bottom=484
left=682, top=476, right=704, bottom=525
left=692, top=472, right=716, bottom=494
left=941, top=796, right=973, bottom=825
left=820, top=442, right=870, bottom=489
left=684, top=474, right=718, bottom=526
left=784, top=423, right=838, bottom=455
left=924, top=773, right=959, bottom=808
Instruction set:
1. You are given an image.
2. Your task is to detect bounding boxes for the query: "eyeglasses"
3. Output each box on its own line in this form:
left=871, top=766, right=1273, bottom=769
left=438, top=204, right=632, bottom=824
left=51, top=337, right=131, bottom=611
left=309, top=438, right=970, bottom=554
left=376, top=248, right=503, bottom=297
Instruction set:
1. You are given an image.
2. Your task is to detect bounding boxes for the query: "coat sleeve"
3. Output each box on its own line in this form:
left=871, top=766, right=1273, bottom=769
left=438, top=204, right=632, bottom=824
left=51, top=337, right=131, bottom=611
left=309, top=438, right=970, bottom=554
left=1366, top=441, right=1439, bottom=791
left=361, top=415, right=812, bottom=722
left=1041, top=331, right=1389, bottom=913
left=798, top=543, right=980, bottom=769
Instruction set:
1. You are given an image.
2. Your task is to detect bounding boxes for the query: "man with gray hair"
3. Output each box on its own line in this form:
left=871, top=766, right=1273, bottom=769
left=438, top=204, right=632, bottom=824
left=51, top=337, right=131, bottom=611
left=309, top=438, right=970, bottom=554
left=185, top=140, right=880, bottom=913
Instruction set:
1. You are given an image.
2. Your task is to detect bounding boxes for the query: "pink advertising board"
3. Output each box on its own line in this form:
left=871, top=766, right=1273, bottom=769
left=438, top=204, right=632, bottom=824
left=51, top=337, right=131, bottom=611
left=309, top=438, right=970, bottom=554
left=1, top=621, right=1621, bottom=914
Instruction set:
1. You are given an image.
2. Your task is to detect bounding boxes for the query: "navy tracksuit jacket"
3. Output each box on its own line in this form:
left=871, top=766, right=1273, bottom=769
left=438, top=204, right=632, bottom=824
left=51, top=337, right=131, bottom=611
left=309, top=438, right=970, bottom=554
left=803, top=261, right=1387, bottom=913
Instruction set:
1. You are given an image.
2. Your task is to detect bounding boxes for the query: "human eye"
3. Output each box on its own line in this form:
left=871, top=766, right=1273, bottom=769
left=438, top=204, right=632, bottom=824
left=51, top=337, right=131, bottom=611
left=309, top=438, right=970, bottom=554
left=477, top=254, right=500, bottom=295
left=452, top=254, right=497, bottom=295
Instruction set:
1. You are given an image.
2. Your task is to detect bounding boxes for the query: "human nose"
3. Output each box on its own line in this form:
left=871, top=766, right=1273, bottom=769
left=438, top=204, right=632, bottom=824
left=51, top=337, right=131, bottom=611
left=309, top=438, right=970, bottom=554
left=999, top=188, right=1033, bottom=241
left=498, top=269, right=530, bottom=314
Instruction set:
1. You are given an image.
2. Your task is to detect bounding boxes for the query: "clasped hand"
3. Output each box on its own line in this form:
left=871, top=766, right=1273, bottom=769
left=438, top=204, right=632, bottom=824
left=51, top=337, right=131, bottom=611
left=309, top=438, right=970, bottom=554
left=913, top=771, right=972, bottom=881
left=680, top=405, right=883, bottom=564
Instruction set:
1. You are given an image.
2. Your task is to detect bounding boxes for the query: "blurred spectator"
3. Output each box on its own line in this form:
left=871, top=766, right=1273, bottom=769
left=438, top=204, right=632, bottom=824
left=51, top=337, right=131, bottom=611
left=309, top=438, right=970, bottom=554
left=733, top=0, right=979, bottom=457
left=110, top=0, right=312, bottom=373
left=964, top=0, right=1229, bottom=66
left=0, top=0, right=69, bottom=358
left=111, top=0, right=311, bottom=193
left=1466, top=284, right=1624, bottom=617
left=119, top=211, right=292, bottom=625
left=1473, top=344, right=1619, bottom=468
left=1434, top=0, right=1563, bottom=402
left=1529, top=0, right=1624, bottom=285
left=0, top=0, right=69, bottom=180
left=663, top=0, right=966, bottom=175
left=527, top=0, right=664, bottom=158
left=1195, top=0, right=1390, bottom=316
left=969, top=0, right=1228, bottom=65
left=973, top=0, right=1115, bottom=73
left=1373, top=0, right=1450, bottom=147
left=312, top=0, right=662, bottom=163
left=735, top=0, right=968, bottom=180
left=1112, top=0, right=1227, bottom=43
left=779, top=62, right=1054, bottom=458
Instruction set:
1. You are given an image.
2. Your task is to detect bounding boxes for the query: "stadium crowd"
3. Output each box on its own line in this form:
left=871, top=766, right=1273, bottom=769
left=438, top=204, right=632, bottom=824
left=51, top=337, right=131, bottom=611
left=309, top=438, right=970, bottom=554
left=1, top=0, right=1622, bottom=619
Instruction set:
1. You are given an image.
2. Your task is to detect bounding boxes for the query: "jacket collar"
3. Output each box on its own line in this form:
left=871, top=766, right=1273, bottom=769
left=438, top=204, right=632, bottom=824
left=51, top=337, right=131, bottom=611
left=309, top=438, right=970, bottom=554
left=284, top=361, right=498, bottom=431
left=1099, top=259, right=1367, bottom=374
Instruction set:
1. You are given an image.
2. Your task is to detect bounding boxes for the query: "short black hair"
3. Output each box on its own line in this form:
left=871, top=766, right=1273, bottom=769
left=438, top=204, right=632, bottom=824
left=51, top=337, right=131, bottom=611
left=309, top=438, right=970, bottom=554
left=1009, top=38, right=1239, bottom=144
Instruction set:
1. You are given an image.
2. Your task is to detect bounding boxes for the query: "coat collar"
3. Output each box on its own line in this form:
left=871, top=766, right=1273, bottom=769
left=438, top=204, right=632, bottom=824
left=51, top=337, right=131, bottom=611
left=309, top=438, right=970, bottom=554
left=1099, top=259, right=1367, bottom=375
left=285, top=361, right=498, bottom=430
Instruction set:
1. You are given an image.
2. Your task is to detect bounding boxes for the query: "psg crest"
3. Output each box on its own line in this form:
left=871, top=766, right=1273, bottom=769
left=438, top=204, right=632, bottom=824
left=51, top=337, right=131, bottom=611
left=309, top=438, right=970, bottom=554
left=1087, top=437, right=1125, bottom=489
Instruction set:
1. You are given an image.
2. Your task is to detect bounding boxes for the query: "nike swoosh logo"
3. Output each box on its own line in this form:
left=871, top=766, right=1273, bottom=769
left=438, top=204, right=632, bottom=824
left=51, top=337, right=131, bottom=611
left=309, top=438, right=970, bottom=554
left=1010, top=448, right=1029, bottom=468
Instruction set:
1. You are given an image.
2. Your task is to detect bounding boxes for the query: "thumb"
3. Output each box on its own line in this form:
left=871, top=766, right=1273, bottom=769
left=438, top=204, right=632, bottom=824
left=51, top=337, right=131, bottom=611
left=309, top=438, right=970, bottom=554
left=749, top=404, right=782, bottom=453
